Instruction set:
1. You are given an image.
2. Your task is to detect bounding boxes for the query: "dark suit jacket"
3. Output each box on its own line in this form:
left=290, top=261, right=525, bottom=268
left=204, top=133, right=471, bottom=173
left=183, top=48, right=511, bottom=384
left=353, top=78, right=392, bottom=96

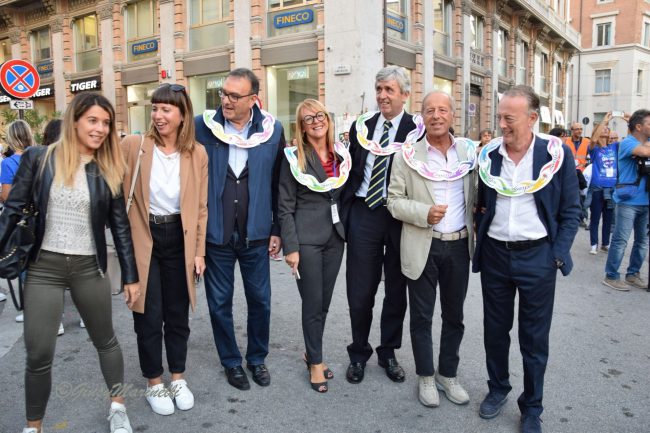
left=341, top=111, right=416, bottom=230
left=473, top=135, right=581, bottom=276
left=278, top=147, right=346, bottom=254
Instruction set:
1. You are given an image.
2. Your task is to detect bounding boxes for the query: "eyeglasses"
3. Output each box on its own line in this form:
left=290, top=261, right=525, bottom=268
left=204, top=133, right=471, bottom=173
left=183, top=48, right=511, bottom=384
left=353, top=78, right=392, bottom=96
left=160, top=83, right=186, bottom=93
left=302, top=111, right=327, bottom=125
left=218, top=89, right=256, bottom=103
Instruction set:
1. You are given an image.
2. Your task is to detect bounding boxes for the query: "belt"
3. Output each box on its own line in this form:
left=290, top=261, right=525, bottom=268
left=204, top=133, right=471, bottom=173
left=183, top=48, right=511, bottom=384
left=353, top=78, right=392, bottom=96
left=432, top=227, right=468, bottom=241
left=490, top=236, right=549, bottom=251
left=149, top=213, right=181, bottom=224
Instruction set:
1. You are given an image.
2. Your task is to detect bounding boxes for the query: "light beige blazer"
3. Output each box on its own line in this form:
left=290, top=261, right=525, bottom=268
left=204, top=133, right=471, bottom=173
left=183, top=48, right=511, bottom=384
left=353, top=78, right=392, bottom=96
left=121, top=135, right=208, bottom=314
left=387, top=137, right=476, bottom=280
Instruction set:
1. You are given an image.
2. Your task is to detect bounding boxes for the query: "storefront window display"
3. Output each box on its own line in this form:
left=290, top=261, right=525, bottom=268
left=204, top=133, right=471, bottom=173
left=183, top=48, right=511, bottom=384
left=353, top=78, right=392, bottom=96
left=188, top=72, right=228, bottom=113
left=127, top=82, right=159, bottom=134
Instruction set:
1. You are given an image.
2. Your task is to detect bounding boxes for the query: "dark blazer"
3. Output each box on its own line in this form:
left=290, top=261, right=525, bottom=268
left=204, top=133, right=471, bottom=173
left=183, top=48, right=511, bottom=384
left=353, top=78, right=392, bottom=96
left=194, top=105, right=285, bottom=244
left=341, top=111, right=416, bottom=229
left=278, top=147, right=346, bottom=254
left=0, top=146, right=138, bottom=283
left=473, top=136, right=581, bottom=276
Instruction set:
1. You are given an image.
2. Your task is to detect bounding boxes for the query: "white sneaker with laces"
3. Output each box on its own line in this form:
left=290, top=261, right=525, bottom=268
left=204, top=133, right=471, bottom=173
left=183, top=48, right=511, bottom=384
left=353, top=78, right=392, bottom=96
left=57, top=323, right=64, bottom=336
left=108, top=402, right=132, bottom=433
left=171, top=379, right=194, bottom=410
left=589, top=245, right=598, bottom=255
left=435, top=372, right=470, bottom=405
left=145, top=383, right=174, bottom=415
left=418, top=375, right=439, bottom=407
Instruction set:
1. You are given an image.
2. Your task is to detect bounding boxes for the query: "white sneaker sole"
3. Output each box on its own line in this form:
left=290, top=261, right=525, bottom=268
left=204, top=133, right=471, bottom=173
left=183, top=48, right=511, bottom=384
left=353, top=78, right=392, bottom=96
left=435, top=381, right=469, bottom=405
left=418, top=394, right=439, bottom=408
left=602, top=279, right=630, bottom=291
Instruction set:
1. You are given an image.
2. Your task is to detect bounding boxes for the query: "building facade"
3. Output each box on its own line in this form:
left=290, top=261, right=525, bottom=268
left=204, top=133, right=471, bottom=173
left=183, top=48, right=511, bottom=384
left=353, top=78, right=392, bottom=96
left=569, top=0, right=650, bottom=138
left=0, top=0, right=580, bottom=140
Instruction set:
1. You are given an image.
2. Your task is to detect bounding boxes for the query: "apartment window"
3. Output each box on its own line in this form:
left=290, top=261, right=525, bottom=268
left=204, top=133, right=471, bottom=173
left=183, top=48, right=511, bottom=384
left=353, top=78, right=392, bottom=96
left=189, top=0, right=230, bottom=51
left=497, top=29, right=507, bottom=77
left=126, top=0, right=157, bottom=62
left=516, top=41, right=528, bottom=85
left=31, top=27, right=51, bottom=62
left=470, top=14, right=484, bottom=50
left=554, top=62, right=562, bottom=98
left=268, top=0, right=314, bottom=8
left=643, top=21, right=650, bottom=47
left=595, top=69, right=611, bottom=94
left=637, top=69, right=645, bottom=94
left=386, top=0, right=408, bottom=41
left=596, top=22, right=612, bottom=47
left=0, top=38, right=10, bottom=63
left=433, top=0, right=452, bottom=56
left=73, top=14, right=100, bottom=71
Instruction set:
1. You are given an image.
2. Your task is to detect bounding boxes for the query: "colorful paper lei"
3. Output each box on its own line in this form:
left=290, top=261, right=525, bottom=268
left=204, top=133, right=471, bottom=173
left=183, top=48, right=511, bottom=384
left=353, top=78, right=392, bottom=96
left=478, top=134, right=565, bottom=197
left=203, top=109, right=275, bottom=148
left=284, top=141, right=352, bottom=192
left=355, top=111, right=425, bottom=156
left=403, top=136, right=477, bottom=181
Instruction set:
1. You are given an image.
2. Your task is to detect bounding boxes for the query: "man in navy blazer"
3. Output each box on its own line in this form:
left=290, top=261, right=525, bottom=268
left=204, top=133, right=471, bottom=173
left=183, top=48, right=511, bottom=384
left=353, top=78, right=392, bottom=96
left=472, top=86, right=580, bottom=433
left=195, top=68, right=285, bottom=391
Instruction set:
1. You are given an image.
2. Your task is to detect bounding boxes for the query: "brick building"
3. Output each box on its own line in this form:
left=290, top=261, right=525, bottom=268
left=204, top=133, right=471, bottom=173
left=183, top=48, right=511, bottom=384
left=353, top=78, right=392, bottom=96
left=0, top=0, right=580, bottom=139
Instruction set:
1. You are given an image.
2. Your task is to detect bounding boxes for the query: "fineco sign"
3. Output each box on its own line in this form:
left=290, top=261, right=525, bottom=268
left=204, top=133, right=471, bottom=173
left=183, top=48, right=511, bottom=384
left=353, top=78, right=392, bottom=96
left=273, top=9, right=314, bottom=29
left=70, top=76, right=102, bottom=93
left=386, top=14, right=405, bottom=33
left=131, top=39, right=158, bottom=56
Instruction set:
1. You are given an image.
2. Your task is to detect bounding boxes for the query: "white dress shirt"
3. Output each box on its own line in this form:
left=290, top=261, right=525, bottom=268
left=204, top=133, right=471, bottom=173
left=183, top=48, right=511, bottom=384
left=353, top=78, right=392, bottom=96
left=150, top=145, right=181, bottom=215
left=224, top=109, right=254, bottom=178
left=356, top=110, right=405, bottom=198
left=426, top=137, right=466, bottom=233
left=487, top=135, right=548, bottom=241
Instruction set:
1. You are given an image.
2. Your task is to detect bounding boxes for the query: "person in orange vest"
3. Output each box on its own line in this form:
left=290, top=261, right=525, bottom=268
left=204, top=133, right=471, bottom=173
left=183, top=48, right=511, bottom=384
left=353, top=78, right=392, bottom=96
left=565, top=123, right=591, bottom=171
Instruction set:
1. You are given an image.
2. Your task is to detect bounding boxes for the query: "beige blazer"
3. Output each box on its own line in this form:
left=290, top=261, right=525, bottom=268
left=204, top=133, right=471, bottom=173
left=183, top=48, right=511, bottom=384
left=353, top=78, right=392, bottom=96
left=121, top=135, right=208, bottom=314
left=387, top=137, right=476, bottom=280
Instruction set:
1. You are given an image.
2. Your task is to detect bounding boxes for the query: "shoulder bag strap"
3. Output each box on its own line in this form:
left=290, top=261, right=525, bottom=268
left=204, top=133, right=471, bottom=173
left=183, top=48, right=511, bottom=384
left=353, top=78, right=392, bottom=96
left=126, top=135, right=144, bottom=214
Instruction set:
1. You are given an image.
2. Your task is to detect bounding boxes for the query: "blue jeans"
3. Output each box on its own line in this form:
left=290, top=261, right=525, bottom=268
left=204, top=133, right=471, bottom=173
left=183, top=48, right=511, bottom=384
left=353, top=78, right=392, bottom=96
left=204, top=231, right=271, bottom=368
left=605, top=204, right=649, bottom=280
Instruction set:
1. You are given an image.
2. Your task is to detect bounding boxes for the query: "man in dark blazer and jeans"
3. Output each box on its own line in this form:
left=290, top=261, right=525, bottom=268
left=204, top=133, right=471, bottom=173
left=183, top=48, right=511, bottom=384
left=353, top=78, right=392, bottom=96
left=342, top=66, right=418, bottom=384
left=473, top=85, right=580, bottom=433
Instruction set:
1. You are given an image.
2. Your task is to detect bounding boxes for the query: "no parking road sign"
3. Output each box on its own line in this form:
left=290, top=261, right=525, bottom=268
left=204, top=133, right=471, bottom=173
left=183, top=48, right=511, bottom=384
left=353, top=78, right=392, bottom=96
left=0, top=59, right=40, bottom=99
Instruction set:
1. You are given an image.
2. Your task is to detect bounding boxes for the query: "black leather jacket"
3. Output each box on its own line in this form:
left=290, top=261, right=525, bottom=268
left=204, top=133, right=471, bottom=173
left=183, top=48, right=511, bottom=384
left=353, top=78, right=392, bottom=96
left=0, top=146, right=138, bottom=284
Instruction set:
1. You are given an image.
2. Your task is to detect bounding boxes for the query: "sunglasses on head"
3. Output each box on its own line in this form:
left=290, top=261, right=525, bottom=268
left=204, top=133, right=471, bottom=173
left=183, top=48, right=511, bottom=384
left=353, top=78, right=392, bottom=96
left=160, top=83, right=186, bottom=93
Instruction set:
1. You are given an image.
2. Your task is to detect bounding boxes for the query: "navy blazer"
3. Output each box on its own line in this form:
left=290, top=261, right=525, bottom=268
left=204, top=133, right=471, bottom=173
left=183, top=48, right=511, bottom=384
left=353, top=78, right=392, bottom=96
left=473, top=136, right=581, bottom=276
left=277, top=147, right=346, bottom=255
left=341, top=111, right=416, bottom=229
left=194, top=105, right=285, bottom=245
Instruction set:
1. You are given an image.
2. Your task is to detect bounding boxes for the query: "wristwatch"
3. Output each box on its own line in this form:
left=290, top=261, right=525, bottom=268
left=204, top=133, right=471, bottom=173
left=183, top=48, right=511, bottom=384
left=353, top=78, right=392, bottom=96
left=554, top=258, right=564, bottom=269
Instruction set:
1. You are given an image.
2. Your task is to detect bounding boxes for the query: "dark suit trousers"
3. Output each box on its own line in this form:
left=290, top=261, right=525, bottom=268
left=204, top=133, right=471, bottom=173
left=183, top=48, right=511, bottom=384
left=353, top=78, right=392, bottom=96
left=346, top=198, right=407, bottom=363
left=480, top=236, right=557, bottom=417
left=407, top=238, right=469, bottom=377
left=296, top=231, right=344, bottom=364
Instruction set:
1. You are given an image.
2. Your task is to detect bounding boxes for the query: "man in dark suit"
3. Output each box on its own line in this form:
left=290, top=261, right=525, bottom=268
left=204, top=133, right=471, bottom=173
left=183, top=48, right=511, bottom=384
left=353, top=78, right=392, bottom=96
left=473, top=85, right=580, bottom=433
left=195, top=68, right=284, bottom=391
left=342, top=65, right=418, bottom=384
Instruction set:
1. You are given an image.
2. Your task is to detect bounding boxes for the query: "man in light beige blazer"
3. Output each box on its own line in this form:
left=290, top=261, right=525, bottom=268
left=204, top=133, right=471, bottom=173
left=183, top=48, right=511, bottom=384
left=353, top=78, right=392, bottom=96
left=387, top=91, right=476, bottom=409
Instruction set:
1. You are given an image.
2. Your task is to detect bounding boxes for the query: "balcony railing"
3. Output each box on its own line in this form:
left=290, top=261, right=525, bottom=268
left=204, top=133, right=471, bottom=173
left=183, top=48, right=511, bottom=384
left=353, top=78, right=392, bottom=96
left=470, top=49, right=485, bottom=68
left=513, top=0, right=581, bottom=49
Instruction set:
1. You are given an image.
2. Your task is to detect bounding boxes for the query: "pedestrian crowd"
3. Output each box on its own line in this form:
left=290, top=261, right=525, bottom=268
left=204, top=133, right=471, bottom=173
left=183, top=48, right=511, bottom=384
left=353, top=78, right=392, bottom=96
left=1, top=64, right=648, bottom=433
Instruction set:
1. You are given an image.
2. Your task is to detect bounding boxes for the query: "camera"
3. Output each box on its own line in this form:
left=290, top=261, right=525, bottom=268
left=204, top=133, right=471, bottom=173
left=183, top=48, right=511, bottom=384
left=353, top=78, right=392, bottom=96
left=637, top=157, right=650, bottom=176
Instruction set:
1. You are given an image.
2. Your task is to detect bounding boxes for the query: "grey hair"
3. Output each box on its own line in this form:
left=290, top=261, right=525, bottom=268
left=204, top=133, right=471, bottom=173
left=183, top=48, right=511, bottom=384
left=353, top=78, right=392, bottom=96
left=421, top=91, right=456, bottom=113
left=5, top=119, right=34, bottom=152
left=375, top=65, right=411, bottom=94
left=502, top=85, right=540, bottom=114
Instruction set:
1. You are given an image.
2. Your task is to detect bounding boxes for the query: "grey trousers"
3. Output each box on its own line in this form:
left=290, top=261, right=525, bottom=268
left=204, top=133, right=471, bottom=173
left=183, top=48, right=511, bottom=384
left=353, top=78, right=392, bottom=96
left=23, top=250, right=125, bottom=421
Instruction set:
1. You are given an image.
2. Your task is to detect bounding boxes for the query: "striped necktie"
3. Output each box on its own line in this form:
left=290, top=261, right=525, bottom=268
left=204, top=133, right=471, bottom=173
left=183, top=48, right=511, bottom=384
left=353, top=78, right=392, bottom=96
left=365, top=120, right=392, bottom=209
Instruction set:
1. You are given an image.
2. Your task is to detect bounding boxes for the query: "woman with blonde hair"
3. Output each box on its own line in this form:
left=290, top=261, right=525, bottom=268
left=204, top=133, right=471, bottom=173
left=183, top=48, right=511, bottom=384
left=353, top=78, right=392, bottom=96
left=0, top=92, right=140, bottom=433
left=278, top=98, right=349, bottom=392
left=121, top=83, right=207, bottom=415
left=1, top=119, right=34, bottom=201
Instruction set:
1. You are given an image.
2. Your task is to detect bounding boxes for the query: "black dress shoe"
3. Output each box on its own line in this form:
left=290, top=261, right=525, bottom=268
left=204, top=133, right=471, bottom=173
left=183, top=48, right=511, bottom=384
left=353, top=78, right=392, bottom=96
left=246, top=363, right=271, bottom=387
left=378, top=358, right=405, bottom=382
left=225, top=366, right=250, bottom=390
left=346, top=362, right=366, bottom=384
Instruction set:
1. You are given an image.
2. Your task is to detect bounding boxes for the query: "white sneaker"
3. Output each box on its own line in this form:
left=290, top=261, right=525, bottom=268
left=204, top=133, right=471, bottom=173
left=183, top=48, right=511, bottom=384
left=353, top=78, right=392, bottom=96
left=170, top=379, right=194, bottom=411
left=435, top=372, right=470, bottom=405
left=16, top=313, right=24, bottom=322
left=57, top=323, right=64, bottom=336
left=145, top=383, right=174, bottom=415
left=589, top=245, right=598, bottom=255
left=79, top=319, right=86, bottom=328
left=108, top=402, right=132, bottom=433
left=418, top=375, right=439, bottom=407
left=0, top=292, right=6, bottom=301
left=22, top=428, right=40, bottom=433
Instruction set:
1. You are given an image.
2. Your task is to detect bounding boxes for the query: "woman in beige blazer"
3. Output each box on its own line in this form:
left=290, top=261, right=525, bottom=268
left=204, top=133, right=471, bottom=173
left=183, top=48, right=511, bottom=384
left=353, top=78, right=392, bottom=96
left=121, top=83, right=208, bottom=416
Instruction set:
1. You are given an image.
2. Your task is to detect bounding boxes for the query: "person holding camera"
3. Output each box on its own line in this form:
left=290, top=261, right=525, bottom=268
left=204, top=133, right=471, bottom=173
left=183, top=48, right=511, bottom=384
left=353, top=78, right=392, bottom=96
left=603, top=109, right=650, bottom=291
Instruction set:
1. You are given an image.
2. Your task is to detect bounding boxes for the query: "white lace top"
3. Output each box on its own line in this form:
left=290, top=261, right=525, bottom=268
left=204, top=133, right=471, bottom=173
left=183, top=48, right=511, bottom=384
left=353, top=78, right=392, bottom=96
left=41, top=155, right=96, bottom=256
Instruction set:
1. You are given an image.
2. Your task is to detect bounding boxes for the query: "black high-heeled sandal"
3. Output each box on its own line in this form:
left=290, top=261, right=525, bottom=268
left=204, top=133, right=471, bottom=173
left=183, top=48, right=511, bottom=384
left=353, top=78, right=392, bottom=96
left=303, top=354, right=334, bottom=380
left=307, top=364, right=328, bottom=393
